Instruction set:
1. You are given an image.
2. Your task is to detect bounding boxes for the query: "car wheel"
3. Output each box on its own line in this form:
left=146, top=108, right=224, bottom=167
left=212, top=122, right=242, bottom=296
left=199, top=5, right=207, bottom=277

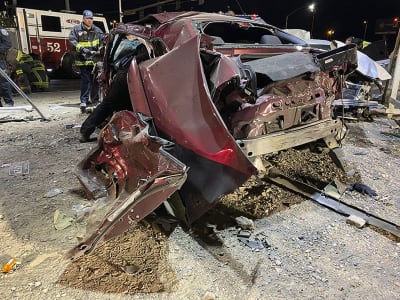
left=61, top=53, right=80, bottom=78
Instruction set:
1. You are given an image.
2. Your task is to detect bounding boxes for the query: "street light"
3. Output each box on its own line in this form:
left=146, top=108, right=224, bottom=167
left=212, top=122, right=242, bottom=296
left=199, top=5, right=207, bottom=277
left=326, top=29, right=335, bottom=40
left=309, top=4, right=316, bottom=38
left=285, top=3, right=316, bottom=29
left=362, top=20, right=368, bottom=42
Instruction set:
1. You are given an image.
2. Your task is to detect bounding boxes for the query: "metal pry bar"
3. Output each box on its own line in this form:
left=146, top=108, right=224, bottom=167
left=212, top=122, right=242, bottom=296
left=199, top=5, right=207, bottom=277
left=0, top=67, right=50, bottom=121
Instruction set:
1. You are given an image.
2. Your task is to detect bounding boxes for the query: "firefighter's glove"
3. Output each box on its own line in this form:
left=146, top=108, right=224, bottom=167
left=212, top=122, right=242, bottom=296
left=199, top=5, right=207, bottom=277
left=81, top=48, right=91, bottom=54
left=350, top=183, right=377, bottom=196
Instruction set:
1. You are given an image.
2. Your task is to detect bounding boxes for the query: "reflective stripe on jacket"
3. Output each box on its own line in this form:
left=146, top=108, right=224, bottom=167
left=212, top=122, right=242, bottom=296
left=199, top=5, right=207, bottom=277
left=69, top=23, right=103, bottom=66
left=30, top=60, right=49, bottom=89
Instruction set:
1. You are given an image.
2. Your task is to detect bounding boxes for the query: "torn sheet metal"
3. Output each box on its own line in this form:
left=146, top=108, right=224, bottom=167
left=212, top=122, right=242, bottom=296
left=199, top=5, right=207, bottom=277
left=245, top=52, right=320, bottom=81
left=230, top=71, right=335, bottom=140
left=136, top=36, right=258, bottom=223
left=66, top=111, right=188, bottom=259
left=357, top=50, right=391, bottom=81
left=316, top=44, right=357, bottom=72
left=138, top=37, right=256, bottom=175
left=334, top=41, right=391, bottom=81
left=238, top=237, right=265, bottom=250
left=238, top=236, right=270, bottom=250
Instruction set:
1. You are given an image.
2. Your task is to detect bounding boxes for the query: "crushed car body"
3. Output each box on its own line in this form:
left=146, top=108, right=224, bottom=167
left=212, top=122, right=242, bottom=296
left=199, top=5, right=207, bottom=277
left=67, top=12, right=358, bottom=259
left=331, top=41, right=392, bottom=120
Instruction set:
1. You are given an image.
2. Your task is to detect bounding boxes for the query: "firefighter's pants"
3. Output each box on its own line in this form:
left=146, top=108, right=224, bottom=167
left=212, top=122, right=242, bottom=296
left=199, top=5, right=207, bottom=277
left=79, top=66, right=99, bottom=105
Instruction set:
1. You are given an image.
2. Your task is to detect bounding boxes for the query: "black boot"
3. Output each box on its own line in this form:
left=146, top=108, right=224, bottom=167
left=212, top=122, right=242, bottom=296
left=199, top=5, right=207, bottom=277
left=79, top=133, right=91, bottom=143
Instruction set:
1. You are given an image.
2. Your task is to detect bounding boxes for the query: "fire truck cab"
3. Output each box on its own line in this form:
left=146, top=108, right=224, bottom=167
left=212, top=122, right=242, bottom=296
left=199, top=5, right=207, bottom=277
left=1, top=6, right=109, bottom=77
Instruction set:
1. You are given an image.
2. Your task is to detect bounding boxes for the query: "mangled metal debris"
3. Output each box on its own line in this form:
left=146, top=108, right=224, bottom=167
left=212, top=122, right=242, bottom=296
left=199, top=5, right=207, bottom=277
left=238, top=231, right=271, bottom=250
left=238, top=237, right=269, bottom=250
left=262, top=166, right=400, bottom=238
left=66, top=111, right=187, bottom=259
left=331, top=41, right=392, bottom=120
left=245, top=52, right=320, bottom=81
left=68, top=12, right=363, bottom=258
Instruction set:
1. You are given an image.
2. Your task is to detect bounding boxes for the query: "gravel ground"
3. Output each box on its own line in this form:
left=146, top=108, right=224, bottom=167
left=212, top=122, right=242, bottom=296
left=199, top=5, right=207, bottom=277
left=0, top=90, right=399, bottom=299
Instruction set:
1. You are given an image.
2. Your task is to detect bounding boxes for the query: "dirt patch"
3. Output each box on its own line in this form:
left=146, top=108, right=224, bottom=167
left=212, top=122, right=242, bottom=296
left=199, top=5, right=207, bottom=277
left=58, top=223, right=177, bottom=294
left=218, top=146, right=356, bottom=219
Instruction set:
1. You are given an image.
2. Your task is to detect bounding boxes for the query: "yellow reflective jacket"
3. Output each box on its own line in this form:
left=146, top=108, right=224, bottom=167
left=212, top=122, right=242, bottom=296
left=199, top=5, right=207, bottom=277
left=68, top=23, right=104, bottom=66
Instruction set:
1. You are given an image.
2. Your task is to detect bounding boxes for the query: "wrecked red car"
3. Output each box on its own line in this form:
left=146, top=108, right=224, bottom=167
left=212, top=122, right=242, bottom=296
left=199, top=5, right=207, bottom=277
left=67, top=12, right=357, bottom=259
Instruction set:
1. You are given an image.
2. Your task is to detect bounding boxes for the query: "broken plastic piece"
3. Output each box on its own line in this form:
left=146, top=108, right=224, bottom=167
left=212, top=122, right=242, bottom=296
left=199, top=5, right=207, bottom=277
left=346, top=215, right=367, bottom=228
left=237, top=230, right=252, bottom=238
left=238, top=237, right=270, bottom=250
left=53, top=209, right=74, bottom=230
left=2, top=258, right=17, bottom=273
left=65, top=124, right=81, bottom=129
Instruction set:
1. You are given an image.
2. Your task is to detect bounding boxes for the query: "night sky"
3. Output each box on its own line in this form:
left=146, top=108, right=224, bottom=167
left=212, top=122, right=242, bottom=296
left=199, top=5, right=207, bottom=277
left=8, top=0, right=400, bottom=43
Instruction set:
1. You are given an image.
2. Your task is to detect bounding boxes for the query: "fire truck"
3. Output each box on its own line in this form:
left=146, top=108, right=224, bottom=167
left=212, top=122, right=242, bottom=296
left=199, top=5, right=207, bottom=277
left=0, top=6, right=109, bottom=77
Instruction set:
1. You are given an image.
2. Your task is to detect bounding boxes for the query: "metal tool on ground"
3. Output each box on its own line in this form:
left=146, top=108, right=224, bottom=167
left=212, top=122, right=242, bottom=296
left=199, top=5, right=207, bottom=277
left=262, top=167, right=400, bottom=238
left=0, top=67, right=49, bottom=121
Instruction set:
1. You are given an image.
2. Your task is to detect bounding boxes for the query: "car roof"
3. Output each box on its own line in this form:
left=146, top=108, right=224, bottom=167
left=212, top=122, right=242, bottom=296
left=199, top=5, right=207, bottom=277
left=138, top=11, right=273, bottom=27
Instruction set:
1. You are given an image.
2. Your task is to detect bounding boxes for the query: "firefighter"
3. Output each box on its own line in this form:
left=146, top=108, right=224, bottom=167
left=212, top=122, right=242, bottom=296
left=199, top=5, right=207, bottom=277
left=11, top=52, right=49, bottom=93
left=13, top=51, right=34, bottom=94
left=29, top=54, right=49, bottom=92
left=0, top=26, right=14, bottom=107
left=69, top=9, right=104, bottom=113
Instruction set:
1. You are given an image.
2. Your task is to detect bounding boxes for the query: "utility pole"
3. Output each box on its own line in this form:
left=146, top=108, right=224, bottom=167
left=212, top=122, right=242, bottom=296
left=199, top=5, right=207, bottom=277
left=383, top=26, right=400, bottom=107
left=310, top=8, right=315, bottom=38
left=118, top=0, right=123, bottom=22
left=362, top=20, right=368, bottom=41
left=390, top=29, right=400, bottom=101
left=65, top=0, right=70, bottom=11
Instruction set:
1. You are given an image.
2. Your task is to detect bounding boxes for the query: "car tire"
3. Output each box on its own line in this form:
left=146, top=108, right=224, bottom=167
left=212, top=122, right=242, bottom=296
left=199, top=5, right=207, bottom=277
left=61, top=53, right=80, bottom=78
